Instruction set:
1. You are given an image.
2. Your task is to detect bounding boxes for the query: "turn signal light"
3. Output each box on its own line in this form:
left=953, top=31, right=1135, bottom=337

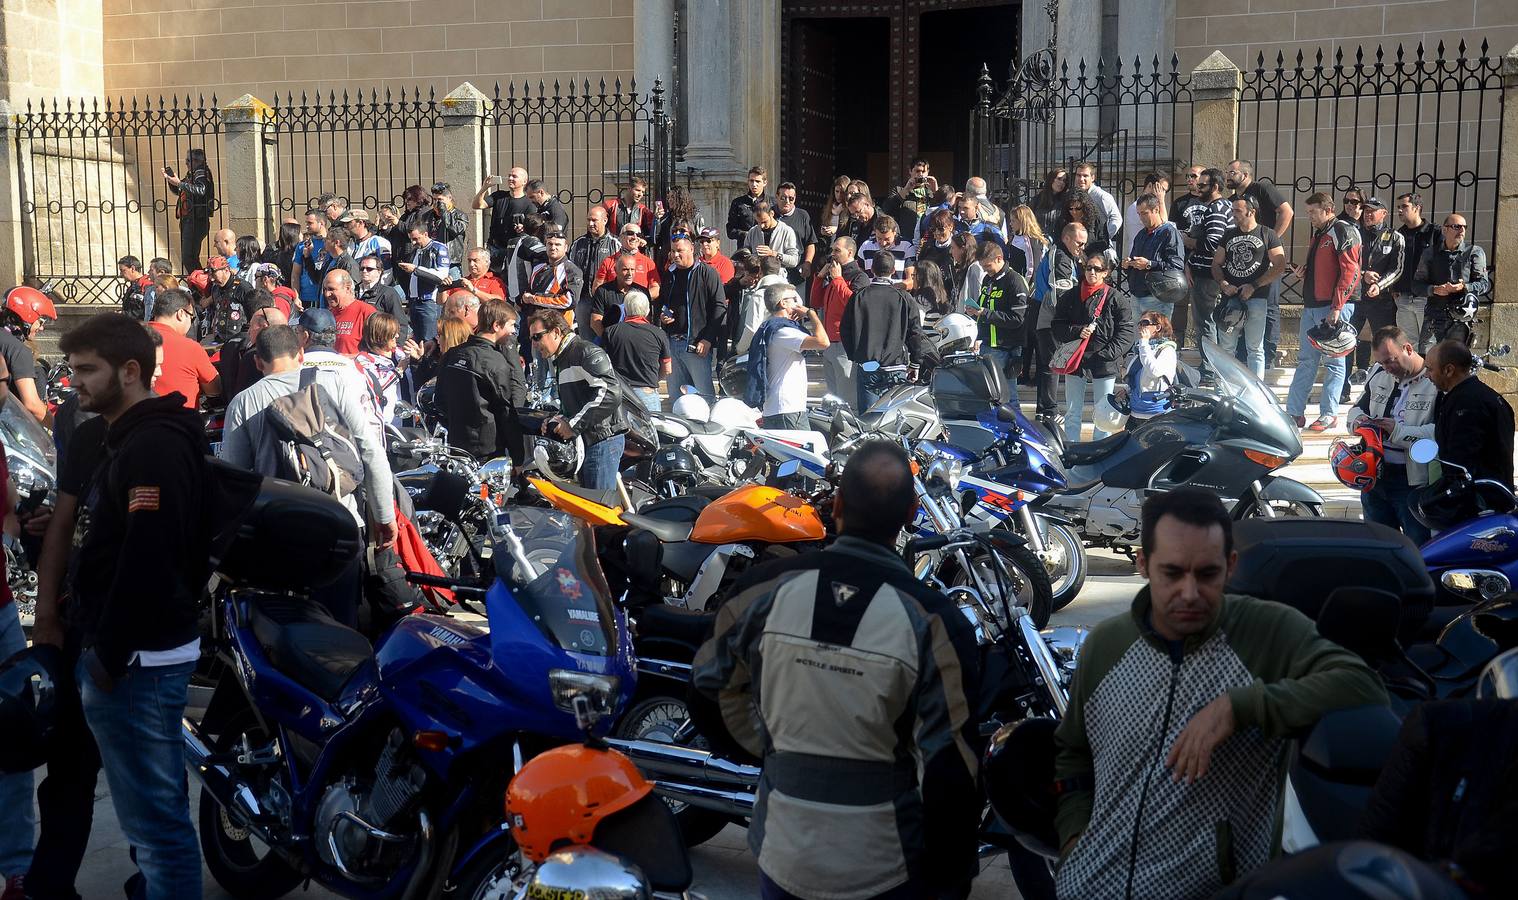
left=414, top=730, right=451, bottom=752
left=1243, top=449, right=1286, bottom=469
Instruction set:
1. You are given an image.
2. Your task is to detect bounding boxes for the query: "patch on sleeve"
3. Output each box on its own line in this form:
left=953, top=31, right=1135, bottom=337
left=127, top=486, right=161, bottom=513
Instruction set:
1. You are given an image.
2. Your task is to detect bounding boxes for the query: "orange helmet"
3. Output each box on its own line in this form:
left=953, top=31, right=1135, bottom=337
left=4, top=286, right=56, bottom=327
left=504, top=744, right=652, bottom=863
left=1330, top=425, right=1384, bottom=492
left=186, top=270, right=212, bottom=296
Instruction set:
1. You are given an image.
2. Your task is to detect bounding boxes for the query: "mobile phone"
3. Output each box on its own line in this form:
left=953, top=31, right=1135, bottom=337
left=163, top=165, right=175, bottom=177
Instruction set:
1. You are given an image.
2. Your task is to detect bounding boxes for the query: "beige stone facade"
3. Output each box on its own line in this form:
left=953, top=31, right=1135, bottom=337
left=1, top=0, right=105, bottom=102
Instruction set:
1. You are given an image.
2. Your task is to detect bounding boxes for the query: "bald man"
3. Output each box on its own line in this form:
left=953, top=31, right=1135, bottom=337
left=212, top=228, right=239, bottom=268
left=476, top=166, right=535, bottom=271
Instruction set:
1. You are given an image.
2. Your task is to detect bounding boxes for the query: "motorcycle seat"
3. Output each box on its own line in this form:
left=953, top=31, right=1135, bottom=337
left=546, top=480, right=623, bottom=511
left=684, top=418, right=729, bottom=436
left=1061, top=431, right=1131, bottom=468
left=249, top=596, right=373, bottom=703
left=622, top=511, right=695, bottom=544
left=637, top=603, right=718, bottom=646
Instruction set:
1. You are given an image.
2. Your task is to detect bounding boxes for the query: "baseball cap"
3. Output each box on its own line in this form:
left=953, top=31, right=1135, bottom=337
left=1361, top=197, right=1387, bottom=211
left=295, top=307, right=337, bottom=346
left=347, top=209, right=370, bottom=223
left=698, top=227, right=720, bottom=240
left=250, top=262, right=282, bottom=282
left=207, top=255, right=230, bottom=271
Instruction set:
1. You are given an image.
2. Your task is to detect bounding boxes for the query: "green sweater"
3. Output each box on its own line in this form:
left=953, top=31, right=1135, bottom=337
left=1053, top=589, right=1388, bottom=899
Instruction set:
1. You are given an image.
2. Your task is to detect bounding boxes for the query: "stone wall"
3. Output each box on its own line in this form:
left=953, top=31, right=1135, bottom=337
left=0, top=0, right=105, bottom=102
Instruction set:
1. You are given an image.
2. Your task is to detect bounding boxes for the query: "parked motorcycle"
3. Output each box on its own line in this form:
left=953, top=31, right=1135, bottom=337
left=1407, top=438, right=1518, bottom=607
left=187, top=471, right=636, bottom=898
left=1, top=396, right=55, bottom=626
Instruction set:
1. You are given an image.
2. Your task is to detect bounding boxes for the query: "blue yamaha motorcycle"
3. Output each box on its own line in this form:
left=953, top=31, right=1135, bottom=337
left=185, top=472, right=635, bottom=899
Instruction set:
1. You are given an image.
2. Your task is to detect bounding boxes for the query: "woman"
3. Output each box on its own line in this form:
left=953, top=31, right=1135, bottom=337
left=1008, top=205, right=1047, bottom=282
left=911, top=261, right=951, bottom=333
left=355, top=313, right=420, bottom=430
left=1051, top=254, right=1136, bottom=443
left=1033, top=168, right=1068, bottom=237
left=411, top=316, right=473, bottom=390
left=653, top=186, right=702, bottom=269
left=399, top=184, right=430, bottom=235
left=164, top=147, right=214, bottom=272
left=818, top=175, right=852, bottom=242
left=234, top=235, right=263, bottom=281
left=1114, top=311, right=1178, bottom=425
left=916, top=208, right=956, bottom=290
left=1057, top=188, right=1111, bottom=261
left=268, top=221, right=302, bottom=287
left=948, top=231, right=983, bottom=306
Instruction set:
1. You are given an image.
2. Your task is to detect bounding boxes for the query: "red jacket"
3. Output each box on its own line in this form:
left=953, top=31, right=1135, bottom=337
left=811, top=261, right=869, bottom=342
left=600, top=198, right=657, bottom=238
left=1304, top=220, right=1362, bottom=310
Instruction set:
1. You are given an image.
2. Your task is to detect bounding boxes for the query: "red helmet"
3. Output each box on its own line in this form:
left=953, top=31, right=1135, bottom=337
left=4, top=286, right=57, bottom=327
left=186, top=270, right=212, bottom=296
left=1330, top=425, right=1384, bottom=492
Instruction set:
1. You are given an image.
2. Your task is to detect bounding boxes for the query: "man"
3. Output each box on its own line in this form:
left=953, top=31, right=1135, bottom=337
left=220, top=322, right=397, bottom=625
left=954, top=194, right=1009, bottom=252
left=1072, top=162, right=1123, bottom=248
left=212, top=228, right=239, bottom=270
left=57, top=314, right=219, bottom=899
left=355, top=255, right=409, bottom=341
left=1122, top=173, right=1169, bottom=258
left=321, top=193, right=348, bottom=226
left=656, top=237, right=726, bottom=400
left=974, top=240, right=1030, bottom=374
left=964, top=175, right=1007, bottom=238
left=697, top=227, right=736, bottom=284
left=844, top=191, right=878, bottom=248
left=526, top=179, right=570, bottom=232
left=746, top=283, right=828, bottom=430
left=856, top=214, right=918, bottom=284
left=603, top=290, right=670, bottom=412
left=396, top=222, right=451, bottom=342
left=774, top=182, right=818, bottom=289
left=446, top=246, right=508, bottom=305
left=1183, top=167, right=1233, bottom=376
left=1347, top=326, right=1437, bottom=544
left=346, top=210, right=393, bottom=269
left=251, top=262, right=297, bottom=318
left=1168, top=164, right=1207, bottom=345
left=811, top=237, right=870, bottom=405
left=601, top=176, right=657, bottom=237
left=593, top=223, right=662, bottom=297
left=528, top=310, right=628, bottom=490
left=320, top=225, right=364, bottom=287
left=1211, top=194, right=1286, bottom=379
left=1286, top=192, right=1361, bottom=432
left=476, top=167, right=536, bottom=270
left=1054, top=488, right=1387, bottom=899
left=322, top=270, right=376, bottom=357
left=1225, top=159, right=1294, bottom=366
left=742, top=200, right=801, bottom=278
left=0, top=303, right=48, bottom=423
left=148, top=287, right=221, bottom=408
left=439, top=300, right=526, bottom=461
left=1412, top=213, right=1489, bottom=352
left=570, top=205, right=619, bottom=286
left=841, top=252, right=930, bottom=411
left=1349, top=198, right=1406, bottom=383
left=1393, top=193, right=1438, bottom=341
left=420, top=182, right=469, bottom=272
left=692, top=440, right=980, bottom=900
left=589, top=251, right=642, bottom=337
left=0, top=451, right=27, bottom=897
left=227, top=304, right=288, bottom=399
left=879, top=158, right=937, bottom=245
left=1031, top=223, right=1088, bottom=424
left=521, top=231, right=584, bottom=360
left=293, top=209, right=330, bottom=307
left=726, top=166, right=770, bottom=241
left=1427, top=339, right=1514, bottom=488
left=205, top=254, right=255, bottom=343
left=1123, top=193, right=1187, bottom=318
left=117, top=255, right=152, bottom=320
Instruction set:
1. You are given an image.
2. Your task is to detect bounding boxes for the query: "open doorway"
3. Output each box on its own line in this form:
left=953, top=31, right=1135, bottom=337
left=783, top=15, right=891, bottom=211
left=917, top=4, right=1020, bottom=188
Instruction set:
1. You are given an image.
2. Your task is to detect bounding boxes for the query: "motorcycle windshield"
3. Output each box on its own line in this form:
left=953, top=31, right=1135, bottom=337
left=497, top=508, right=619, bottom=657
left=1199, top=339, right=1301, bottom=457
left=0, top=395, right=55, bottom=470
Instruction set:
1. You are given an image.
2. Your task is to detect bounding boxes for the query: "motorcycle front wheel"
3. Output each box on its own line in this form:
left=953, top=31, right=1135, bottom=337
left=1232, top=496, right=1324, bottom=520
left=1000, top=518, right=1087, bottom=612
left=197, top=709, right=304, bottom=900
left=613, top=695, right=732, bottom=848
left=941, top=541, right=1054, bottom=630
left=444, top=840, right=524, bottom=900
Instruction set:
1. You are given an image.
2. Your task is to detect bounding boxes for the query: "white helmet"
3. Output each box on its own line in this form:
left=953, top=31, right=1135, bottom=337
left=935, top=312, right=978, bottom=355
left=672, top=391, right=711, bottom=423
left=1093, top=393, right=1128, bottom=433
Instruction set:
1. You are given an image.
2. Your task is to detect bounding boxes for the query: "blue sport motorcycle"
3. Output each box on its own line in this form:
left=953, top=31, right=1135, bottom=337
left=185, top=472, right=635, bottom=899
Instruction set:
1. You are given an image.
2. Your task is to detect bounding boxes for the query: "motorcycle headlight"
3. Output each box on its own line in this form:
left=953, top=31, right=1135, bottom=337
left=548, top=670, right=620, bottom=717
left=1441, top=569, right=1510, bottom=602
left=925, top=457, right=965, bottom=494
left=10, top=455, right=54, bottom=498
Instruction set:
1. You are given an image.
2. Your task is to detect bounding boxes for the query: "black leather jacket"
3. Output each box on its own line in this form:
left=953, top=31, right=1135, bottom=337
left=438, top=336, right=523, bottom=459
left=549, top=334, right=626, bottom=443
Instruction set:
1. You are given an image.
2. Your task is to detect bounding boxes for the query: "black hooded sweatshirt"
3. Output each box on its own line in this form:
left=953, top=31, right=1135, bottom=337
left=67, top=392, right=209, bottom=676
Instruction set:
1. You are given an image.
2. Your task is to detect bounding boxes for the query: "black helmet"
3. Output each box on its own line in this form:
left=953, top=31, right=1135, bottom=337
left=1306, top=318, right=1356, bottom=358
left=650, top=445, right=700, bottom=498
left=1214, top=296, right=1247, bottom=336
left=0, top=644, right=64, bottom=773
left=717, top=354, right=749, bottom=400
left=1219, top=840, right=1469, bottom=899
left=1411, top=475, right=1481, bottom=532
left=533, top=436, right=583, bottom=481
left=983, top=717, right=1061, bottom=859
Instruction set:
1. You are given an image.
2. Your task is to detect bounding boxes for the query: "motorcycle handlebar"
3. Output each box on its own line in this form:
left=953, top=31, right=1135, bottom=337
left=905, top=534, right=951, bottom=554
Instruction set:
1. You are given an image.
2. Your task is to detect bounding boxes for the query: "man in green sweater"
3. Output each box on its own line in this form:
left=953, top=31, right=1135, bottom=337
left=1054, top=488, right=1388, bottom=899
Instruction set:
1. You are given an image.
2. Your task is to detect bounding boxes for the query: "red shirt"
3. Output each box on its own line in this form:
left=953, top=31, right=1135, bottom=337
left=702, top=251, right=735, bottom=283
left=271, top=286, right=298, bottom=318
left=595, top=252, right=661, bottom=291
left=447, top=272, right=507, bottom=304
left=332, top=299, right=376, bottom=356
left=149, top=321, right=219, bottom=408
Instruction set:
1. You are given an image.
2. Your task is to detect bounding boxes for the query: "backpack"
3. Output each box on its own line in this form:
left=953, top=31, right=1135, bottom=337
left=264, top=367, right=363, bottom=501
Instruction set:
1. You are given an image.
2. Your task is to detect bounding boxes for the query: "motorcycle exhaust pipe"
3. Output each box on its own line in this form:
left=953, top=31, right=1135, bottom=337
left=183, top=718, right=272, bottom=838
left=604, top=737, right=761, bottom=788
left=649, top=779, right=756, bottom=818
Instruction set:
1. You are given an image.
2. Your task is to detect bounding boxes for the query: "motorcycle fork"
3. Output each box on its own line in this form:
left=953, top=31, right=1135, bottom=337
left=1016, top=506, right=1048, bottom=552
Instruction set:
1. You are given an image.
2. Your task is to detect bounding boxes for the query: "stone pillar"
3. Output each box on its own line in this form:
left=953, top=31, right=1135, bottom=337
left=1190, top=52, right=1241, bottom=169
left=219, top=95, right=274, bottom=244
left=0, top=102, right=27, bottom=290
left=439, top=83, right=489, bottom=248
left=1483, top=44, right=1518, bottom=399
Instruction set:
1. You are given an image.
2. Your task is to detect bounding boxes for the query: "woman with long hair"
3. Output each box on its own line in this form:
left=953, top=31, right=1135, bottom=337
left=911, top=259, right=952, bottom=332
left=1033, top=168, right=1068, bottom=237
left=1050, top=253, right=1135, bottom=443
left=818, top=175, right=852, bottom=240
left=1058, top=188, right=1111, bottom=260
left=916, top=208, right=956, bottom=291
left=1008, top=204, right=1047, bottom=280
left=354, top=312, right=417, bottom=429
left=163, top=147, right=215, bottom=271
left=234, top=235, right=262, bottom=281
left=948, top=231, right=983, bottom=306
left=268, top=221, right=302, bottom=286
left=1114, top=311, right=1177, bottom=425
left=654, top=185, right=702, bottom=269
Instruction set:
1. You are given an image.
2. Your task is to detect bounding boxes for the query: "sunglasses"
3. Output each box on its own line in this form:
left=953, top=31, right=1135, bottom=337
left=360, top=266, right=379, bottom=272
left=529, top=331, right=549, bottom=341
left=1444, top=223, right=1467, bottom=230
left=1082, top=265, right=1107, bottom=273
left=1139, top=318, right=1158, bottom=327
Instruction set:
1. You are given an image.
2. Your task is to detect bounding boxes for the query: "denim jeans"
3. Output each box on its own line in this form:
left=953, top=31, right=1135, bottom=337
left=1222, top=292, right=1270, bottom=379
left=25, top=634, right=101, bottom=900
left=580, top=433, right=626, bottom=490
left=1135, top=295, right=1174, bottom=319
left=0, top=602, right=34, bottom=880
left=1187, top=273, right=1222, bottom=371
left=79, top=657, right=201, bottom=900
left=820, top=344, right=857, bottom=407
left=409, top=297, right=441, bottom=343
left=632, top=386, right=661, bottom=412
left=1263, top=279, right=1281, bottom=360
left=1361, top=463, right=1431, bottom=545
left=1286, top=303, right=1355, bottom=420
left=1063, top=374, right=1117, bottom=443
left=668, top=337, right=715, bottom=401
left=983, top=347, right=1020, bottom=385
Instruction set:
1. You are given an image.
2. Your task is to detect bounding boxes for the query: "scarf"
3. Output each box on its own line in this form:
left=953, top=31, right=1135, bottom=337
left=744, top=316, right=806, bottom=409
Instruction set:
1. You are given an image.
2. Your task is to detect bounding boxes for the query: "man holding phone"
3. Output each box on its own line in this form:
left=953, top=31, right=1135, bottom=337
left=161, top=149, right=214, bottom=272
left=474, top=168, right=535, bottom=272
left=747, top=283, right=828, bottom=430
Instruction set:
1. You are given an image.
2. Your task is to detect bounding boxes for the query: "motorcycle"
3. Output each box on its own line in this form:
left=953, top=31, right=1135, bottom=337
left=1043, top=339, right=1323, bottom=551
left=1408, top=438, right=1518, bottom=607
left=1, top=396, right=55, bottom=626
left=391, top=429, right=510, bottom=580
left=186, top=471, right=636, bottom=899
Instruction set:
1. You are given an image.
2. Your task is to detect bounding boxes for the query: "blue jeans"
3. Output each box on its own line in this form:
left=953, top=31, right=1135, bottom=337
left=1135, top=295, right=1174, bottom=319
left=983, top=347, right=1020, bottom=382
left=79, top=657, right=200, bottom=900
left=1263, top=279, right=1281, bottom=359
left=580, top=433, right=626, bottom=490
left=0, top=602, right=34, bottom=880
left=1063, top=374, right=1117, bottom=443
left=668, top=337, right=715, bottom=401
left=409, top=298, right=441, bottom=343
left=1361, top=463, right=1431, bottom=545
left=1287, top=304, right=1355, bottom=420
left=632, top=386, right=661, bottom=412
left=1222, top=292, right=1270, bottom=379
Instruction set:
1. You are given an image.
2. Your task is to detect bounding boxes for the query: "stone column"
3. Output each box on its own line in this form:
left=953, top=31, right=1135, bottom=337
left=1190, top=52, right=1241, bottom=169
left=219, top=95, right=274, bottom=244
left=440, top=82, right=489, bottom=249
left=0, top=102, right=27, bottom=290
left=1484, top=43, right=1518, bottom=399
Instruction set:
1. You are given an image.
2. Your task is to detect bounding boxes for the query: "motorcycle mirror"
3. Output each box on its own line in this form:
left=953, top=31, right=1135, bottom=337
left=1409, top=438, right=1439, bottom=465
left=821, top=393, right=844, bottom=406
left=776, top=459, right=802, bottom=478
left=860, top=360, right=881, bottom=373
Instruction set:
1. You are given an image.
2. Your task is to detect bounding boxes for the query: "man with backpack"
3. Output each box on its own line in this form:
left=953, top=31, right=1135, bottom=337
left=219, top=323, right=396, bottom=626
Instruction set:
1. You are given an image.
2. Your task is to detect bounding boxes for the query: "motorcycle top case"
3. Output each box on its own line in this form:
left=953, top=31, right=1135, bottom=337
left=931, top=356, right=1007, bottom=419
left=1229, top=518, right=1435, bottom=642
left=216, top=476, right=364, bottom=590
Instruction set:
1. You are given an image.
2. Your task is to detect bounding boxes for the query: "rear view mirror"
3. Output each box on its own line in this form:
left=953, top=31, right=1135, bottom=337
left=1409, top=439, right=1439, bottom=465
left=860, top=360, right=881, bottom=373
left=776, top=459, right=802, bottom=478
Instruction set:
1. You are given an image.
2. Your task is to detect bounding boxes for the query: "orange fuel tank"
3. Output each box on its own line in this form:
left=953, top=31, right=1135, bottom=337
left=689, top=484, right=825, bottom=544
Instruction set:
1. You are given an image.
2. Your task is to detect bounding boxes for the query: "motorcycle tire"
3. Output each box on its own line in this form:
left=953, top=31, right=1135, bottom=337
left=1231, top=495, right=1324, bottom=521
left=941, top=541, right=1055, bottom=630
left=445, top=844, right=524, bottom=900
left=1000, top=519, right=1087, bottom=613
left=613, top=695, right=732, bottom=848
left=197, top=708, right=305, bottom=900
